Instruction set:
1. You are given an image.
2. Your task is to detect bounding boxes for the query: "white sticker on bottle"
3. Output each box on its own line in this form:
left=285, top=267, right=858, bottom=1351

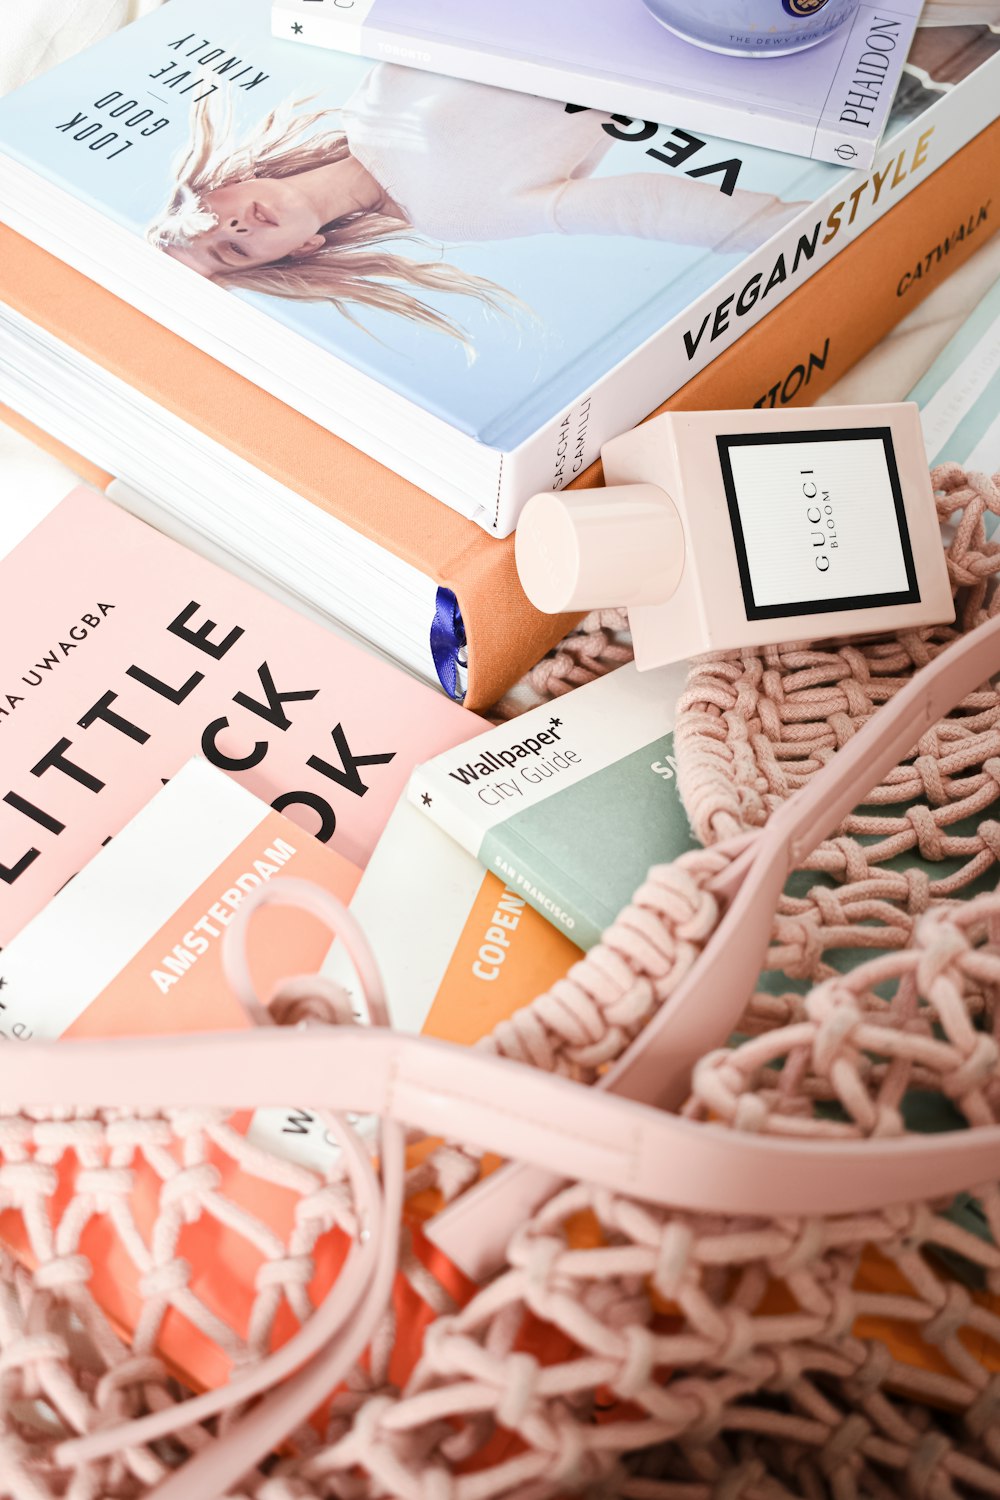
left=717, top=427, right=919, bottom=620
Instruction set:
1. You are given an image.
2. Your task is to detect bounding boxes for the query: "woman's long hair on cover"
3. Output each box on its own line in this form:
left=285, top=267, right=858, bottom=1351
left=147, top=91, right=518, bottom=342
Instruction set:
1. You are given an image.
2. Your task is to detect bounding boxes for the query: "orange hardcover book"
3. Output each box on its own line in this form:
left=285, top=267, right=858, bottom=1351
left=0, top=111, right=996, bottom=709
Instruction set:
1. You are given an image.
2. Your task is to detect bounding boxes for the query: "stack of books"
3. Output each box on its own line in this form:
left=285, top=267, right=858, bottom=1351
left=0, top=0, right=999, bottom=1440
left=0, top=2, right=997, bottom=709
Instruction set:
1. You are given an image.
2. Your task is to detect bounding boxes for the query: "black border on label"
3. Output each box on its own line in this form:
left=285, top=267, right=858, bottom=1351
left=716, top=426, right=921, bottom=621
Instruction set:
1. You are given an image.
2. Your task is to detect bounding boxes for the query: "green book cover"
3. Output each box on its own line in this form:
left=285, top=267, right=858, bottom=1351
left=408, top=662, right=696, bottom=948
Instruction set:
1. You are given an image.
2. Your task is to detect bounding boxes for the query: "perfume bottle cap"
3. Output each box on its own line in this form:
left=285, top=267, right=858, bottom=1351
left=516, top=484, right=684, bottom=613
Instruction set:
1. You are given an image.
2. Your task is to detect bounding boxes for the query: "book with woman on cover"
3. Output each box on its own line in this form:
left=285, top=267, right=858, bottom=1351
left=0, top=3, right=996, bottom=533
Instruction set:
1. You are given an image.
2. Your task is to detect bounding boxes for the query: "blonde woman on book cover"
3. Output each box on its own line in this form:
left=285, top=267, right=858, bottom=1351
left=148, top=63, right=802, bottom=343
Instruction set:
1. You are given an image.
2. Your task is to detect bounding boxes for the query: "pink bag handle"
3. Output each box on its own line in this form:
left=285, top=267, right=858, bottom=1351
left=17, top=1018, right=1000, bottom=1216
left=6, top=611, right=1000, bottom=1496
left=431, top=604, right=1000, bottom=1273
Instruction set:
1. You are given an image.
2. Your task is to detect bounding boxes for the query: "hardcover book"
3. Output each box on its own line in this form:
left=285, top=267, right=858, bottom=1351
left=0, top=4, right=996, bottom=535
left=0, top=484, right=479, bottom=947
left=407, top=662, right=695, bottom=949
left=271, top=0, right=922, bottom=169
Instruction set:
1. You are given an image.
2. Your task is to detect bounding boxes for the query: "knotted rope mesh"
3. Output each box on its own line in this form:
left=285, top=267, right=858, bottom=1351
left=3, top=465, right=1000, bottom=1498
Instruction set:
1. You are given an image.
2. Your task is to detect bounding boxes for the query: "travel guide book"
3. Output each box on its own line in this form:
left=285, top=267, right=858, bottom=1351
left=248, top=797, right=582, bottom=1171
left=0, top=759, right=361, bottom=1046
left=0, top=759, right=368, bottom=1391
left=408, top=662, right=695, bottom=949
left=0, top=483, right=479, bottom=947
left=272, top=0, right=922, bottom=170
left=0, top=762, right=579, bottom=1390
left=0, top=6, right=996, bottom=536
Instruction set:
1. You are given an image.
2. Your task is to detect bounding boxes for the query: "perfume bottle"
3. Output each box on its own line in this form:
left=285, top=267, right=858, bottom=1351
left=642, top=0, right=861, bottom=56
left=515, top=404, right=954, bottom=671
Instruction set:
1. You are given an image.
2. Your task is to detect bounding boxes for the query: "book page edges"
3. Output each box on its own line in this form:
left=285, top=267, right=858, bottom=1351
left=0, top=404, right=111, bottom=490
left=0, top=226, right=570, bottom=712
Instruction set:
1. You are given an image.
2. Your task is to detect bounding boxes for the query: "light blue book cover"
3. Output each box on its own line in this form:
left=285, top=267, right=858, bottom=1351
left=0, top=0, right=966, bottom=455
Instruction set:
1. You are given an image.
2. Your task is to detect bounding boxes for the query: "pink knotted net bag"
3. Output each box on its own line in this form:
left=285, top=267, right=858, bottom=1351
left=3, top=463, right=1000, bottom=1498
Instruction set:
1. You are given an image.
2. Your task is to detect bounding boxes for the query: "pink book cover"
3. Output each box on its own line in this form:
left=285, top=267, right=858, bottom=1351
left=0, top=484, right=482, bottom=945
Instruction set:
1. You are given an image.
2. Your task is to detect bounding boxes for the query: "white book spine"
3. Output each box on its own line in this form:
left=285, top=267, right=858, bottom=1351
left=813, top=1, right=921, bottom=166
left=488, top=61, right=1000, bottom=535
left=271, top=1, right=917, bottom=168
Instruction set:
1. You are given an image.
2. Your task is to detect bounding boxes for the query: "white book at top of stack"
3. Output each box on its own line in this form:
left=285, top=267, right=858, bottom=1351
left=272, top=0, right=924, bottom=170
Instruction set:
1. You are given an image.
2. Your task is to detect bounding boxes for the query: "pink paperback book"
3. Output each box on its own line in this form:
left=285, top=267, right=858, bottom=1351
left=0, top=484, right=482, bottom=945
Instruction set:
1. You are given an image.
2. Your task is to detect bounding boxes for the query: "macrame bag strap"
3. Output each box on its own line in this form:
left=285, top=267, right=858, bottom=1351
left=7, top=608, right=1000, bottom=1498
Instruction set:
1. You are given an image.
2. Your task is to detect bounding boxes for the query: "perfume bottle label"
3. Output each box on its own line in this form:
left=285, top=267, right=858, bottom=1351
left=716, top=427, right=920, bottom=621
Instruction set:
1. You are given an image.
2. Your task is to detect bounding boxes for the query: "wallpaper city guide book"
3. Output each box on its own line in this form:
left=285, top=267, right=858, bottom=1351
left=272, top=0, right=923, bottom=169
left=409, top=661, right=696, bottom=950
left=0, top=3, right=996, bottom=534
left=0, top=484, right=479, bottom=947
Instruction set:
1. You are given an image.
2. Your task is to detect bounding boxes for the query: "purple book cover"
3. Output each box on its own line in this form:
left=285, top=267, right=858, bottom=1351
left=272, top=0, right=925, bottom=167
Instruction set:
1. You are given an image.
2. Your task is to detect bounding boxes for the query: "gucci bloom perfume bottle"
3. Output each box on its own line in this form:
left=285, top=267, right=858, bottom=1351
left=515, top=404, right=954, bottom=671
left=642, top=0, right=862, bottom=56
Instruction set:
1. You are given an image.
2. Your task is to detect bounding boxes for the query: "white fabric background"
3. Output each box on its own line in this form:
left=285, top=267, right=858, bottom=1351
left=0, top=0, right=163, bottom=98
